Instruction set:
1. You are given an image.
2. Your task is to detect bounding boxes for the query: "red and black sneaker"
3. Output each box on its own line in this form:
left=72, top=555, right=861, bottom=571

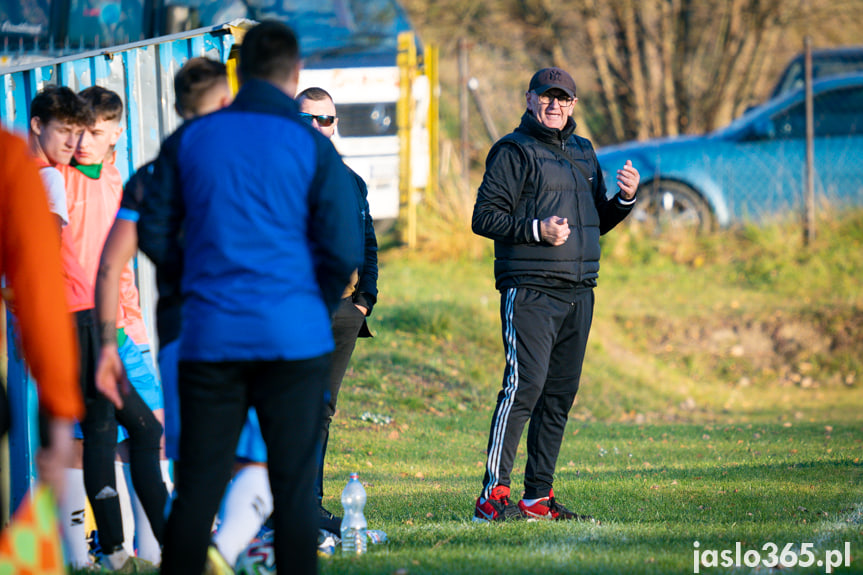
left=518, top=490, right=594, bottom=522
left=473, top=485, right=524, bottom=523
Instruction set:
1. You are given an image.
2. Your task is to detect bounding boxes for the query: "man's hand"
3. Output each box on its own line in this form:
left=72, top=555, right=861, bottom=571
left=540, top=216, right=570, bottom=246
left=354, top=304, right=369, bottom=316
left=36, top=417, right=76, bottom=499
left=617, top=160, right=640, bottom=200
left=95, top=344, right=130, bottom=409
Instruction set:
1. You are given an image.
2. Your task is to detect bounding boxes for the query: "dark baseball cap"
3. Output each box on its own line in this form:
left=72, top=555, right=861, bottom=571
left=529, top=67, right=577, bottom=98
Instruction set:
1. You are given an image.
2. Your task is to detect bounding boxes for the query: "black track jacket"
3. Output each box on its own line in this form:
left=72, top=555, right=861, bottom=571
left=472, top=111, right=634, bottom=292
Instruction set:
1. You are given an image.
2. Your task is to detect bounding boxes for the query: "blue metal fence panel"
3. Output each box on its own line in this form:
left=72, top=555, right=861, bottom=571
left=5, top=313, right=40, bottom=515
left=0, top=22, right=240, bottom=517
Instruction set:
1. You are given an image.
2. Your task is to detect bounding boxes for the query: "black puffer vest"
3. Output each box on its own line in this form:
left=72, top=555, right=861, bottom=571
left=492, top=113, right=604, bottom=289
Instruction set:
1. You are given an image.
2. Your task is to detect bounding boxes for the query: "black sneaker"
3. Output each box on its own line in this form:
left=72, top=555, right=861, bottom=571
left=473, top=485, right=524, bottom=522
left=318, top=505, right=342, bottom=533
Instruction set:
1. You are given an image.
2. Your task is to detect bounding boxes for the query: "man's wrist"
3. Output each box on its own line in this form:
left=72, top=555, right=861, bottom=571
left=99, top=321, right=118, bottom=346
left=618, top=193, right=637, bottom=206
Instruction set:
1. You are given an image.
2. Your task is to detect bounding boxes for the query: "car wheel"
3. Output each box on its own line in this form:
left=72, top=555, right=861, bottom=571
left=629, top=180, right=714, bottom=234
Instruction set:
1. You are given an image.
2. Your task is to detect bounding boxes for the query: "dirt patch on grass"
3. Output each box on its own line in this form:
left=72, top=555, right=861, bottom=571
left=617, top=306, right=863, bottom=388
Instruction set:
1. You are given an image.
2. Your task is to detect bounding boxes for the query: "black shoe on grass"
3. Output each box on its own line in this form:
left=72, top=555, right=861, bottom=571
left=318, top=505, right=342, bottom=533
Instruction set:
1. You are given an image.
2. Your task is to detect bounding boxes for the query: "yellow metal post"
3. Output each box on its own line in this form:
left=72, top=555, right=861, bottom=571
left=427, top=44, right=440, bottom=209
left=226, top=21, right=255, bottom=95
left=397, top=31, right=417, bottom=247
left=225, top=55, right=240, bottom=96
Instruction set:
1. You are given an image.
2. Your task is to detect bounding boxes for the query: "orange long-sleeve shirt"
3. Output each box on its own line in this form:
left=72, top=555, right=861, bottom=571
left=58, top=163, right=149, bottom=345
left=0, top=128, right=83, bottom=420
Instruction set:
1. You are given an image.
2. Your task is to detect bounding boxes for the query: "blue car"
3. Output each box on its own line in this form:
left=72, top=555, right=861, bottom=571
left=596, top=73, right=863, bottom=232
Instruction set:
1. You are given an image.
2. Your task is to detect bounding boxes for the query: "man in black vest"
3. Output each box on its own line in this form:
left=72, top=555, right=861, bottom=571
left=471, top=67, right=640, bottom=522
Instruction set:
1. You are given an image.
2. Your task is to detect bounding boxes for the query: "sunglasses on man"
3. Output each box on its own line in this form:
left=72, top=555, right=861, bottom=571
left=299, top=112, right=336, bottom=127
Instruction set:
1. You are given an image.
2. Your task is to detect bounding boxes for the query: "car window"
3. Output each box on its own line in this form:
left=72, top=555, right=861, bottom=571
left=772, top=61, right=805, bottom=98
left=770, top=85, right=863, bottom=139
left=814, top=86, right=863, bottom=136
left=770, top=50, right=863, bottom=99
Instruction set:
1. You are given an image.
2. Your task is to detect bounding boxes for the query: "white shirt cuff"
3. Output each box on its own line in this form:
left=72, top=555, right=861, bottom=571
left=618, top=194, right=637, bottom=206
left=533, top=219, right=540, bottom=242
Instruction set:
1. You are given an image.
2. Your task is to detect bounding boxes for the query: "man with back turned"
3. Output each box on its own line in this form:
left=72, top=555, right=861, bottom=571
left=137, top=21, right=362, bottom=574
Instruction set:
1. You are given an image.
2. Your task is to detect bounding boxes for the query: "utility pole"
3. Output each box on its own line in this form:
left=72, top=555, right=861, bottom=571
left=459, top=38, right=470, bottom=196
left=803, top=36, right=815, bottom=246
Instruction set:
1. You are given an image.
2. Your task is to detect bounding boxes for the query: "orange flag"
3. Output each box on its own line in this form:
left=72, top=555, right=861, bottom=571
left=0, top=484, right=65, bottom=575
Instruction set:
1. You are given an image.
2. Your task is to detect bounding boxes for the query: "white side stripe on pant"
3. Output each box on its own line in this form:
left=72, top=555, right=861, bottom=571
left=485, top=287, right=519, bottom=497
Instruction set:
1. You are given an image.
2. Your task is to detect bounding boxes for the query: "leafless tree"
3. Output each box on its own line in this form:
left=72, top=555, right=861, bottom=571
left=405, top=0, right=863, bottom=146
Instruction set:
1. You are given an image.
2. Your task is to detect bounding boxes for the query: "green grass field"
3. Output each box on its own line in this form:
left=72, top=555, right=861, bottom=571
left=74, top=211, right=863, bottom=574
left=314, top=212, right=862, bottom=574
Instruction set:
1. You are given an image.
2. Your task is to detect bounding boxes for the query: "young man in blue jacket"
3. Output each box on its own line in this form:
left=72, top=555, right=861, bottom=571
left=137, top=21, right=362, bottom=575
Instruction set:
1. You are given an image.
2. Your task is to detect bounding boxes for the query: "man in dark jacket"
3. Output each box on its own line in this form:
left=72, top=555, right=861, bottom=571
left=137, top=21, right=362, bottom=574
left=471, top=67, right=640, bottom=522
left=296, top=86, right=379, bottom=531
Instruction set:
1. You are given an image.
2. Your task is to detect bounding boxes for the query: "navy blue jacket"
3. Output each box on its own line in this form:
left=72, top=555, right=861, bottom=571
left=345, top=166, right=378, bottom=315
left=137, top=79, right=362, bottom=362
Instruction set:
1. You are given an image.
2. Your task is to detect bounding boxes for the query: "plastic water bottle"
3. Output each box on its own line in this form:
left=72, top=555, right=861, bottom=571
left=340, top=472, right=368, bottom=555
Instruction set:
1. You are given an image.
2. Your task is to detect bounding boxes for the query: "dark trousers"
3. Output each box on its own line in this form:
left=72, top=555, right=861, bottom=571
left=76, top=310, right=166, bottom=552
left=482, top=287, right=594, bottom=500
left=316, top=298, right=367, bottom=502
left=161, top=355, right=329, bottom=575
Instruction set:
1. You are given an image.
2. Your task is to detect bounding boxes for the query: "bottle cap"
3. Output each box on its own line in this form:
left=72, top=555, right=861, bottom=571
left=349, top=472, right=359, bottom=479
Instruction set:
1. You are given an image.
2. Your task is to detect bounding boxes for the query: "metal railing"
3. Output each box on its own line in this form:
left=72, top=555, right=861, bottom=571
left=0, top=21, right=242, bottom=520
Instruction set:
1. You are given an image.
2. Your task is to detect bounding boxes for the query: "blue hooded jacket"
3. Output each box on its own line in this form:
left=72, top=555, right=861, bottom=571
left=138, top=79, right=362, bottom=362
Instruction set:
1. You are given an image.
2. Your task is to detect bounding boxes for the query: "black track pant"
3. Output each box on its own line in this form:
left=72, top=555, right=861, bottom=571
left=316, top=297, right=366, bottom=502
left=481, top=287, right=594, bottom=500
left=161, top=355, right=328, bottom=575
left=76, top=310, right=166, bottom=553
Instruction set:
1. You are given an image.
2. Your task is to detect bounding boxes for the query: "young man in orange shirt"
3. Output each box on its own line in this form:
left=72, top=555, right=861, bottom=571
left=23, top=85, right=98, bottom=568
left=58, top=86, right=167, bottom=572
left=28, top=86, right=92, bottom=232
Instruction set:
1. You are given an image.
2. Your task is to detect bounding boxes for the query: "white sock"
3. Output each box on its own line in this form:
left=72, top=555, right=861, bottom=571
left=161, top=459, right=174, bottom=497
left=123, top=463, right=161, bottom=565
left=59, top=468, right=91, bottom=568
left=161, top=459, right=175, bottom=532
left=212, top=465, right=273, bottom=566
left=115, top=462, right=136, bottom=557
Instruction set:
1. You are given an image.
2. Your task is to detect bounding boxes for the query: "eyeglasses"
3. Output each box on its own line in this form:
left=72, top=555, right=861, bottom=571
left=535, top=93, right=574, bottom=107
left=299, top=113, right=336, bottom=127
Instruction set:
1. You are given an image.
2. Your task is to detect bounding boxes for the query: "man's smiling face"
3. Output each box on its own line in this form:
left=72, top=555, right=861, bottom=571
left=526, top=88, right=576, bottom=131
